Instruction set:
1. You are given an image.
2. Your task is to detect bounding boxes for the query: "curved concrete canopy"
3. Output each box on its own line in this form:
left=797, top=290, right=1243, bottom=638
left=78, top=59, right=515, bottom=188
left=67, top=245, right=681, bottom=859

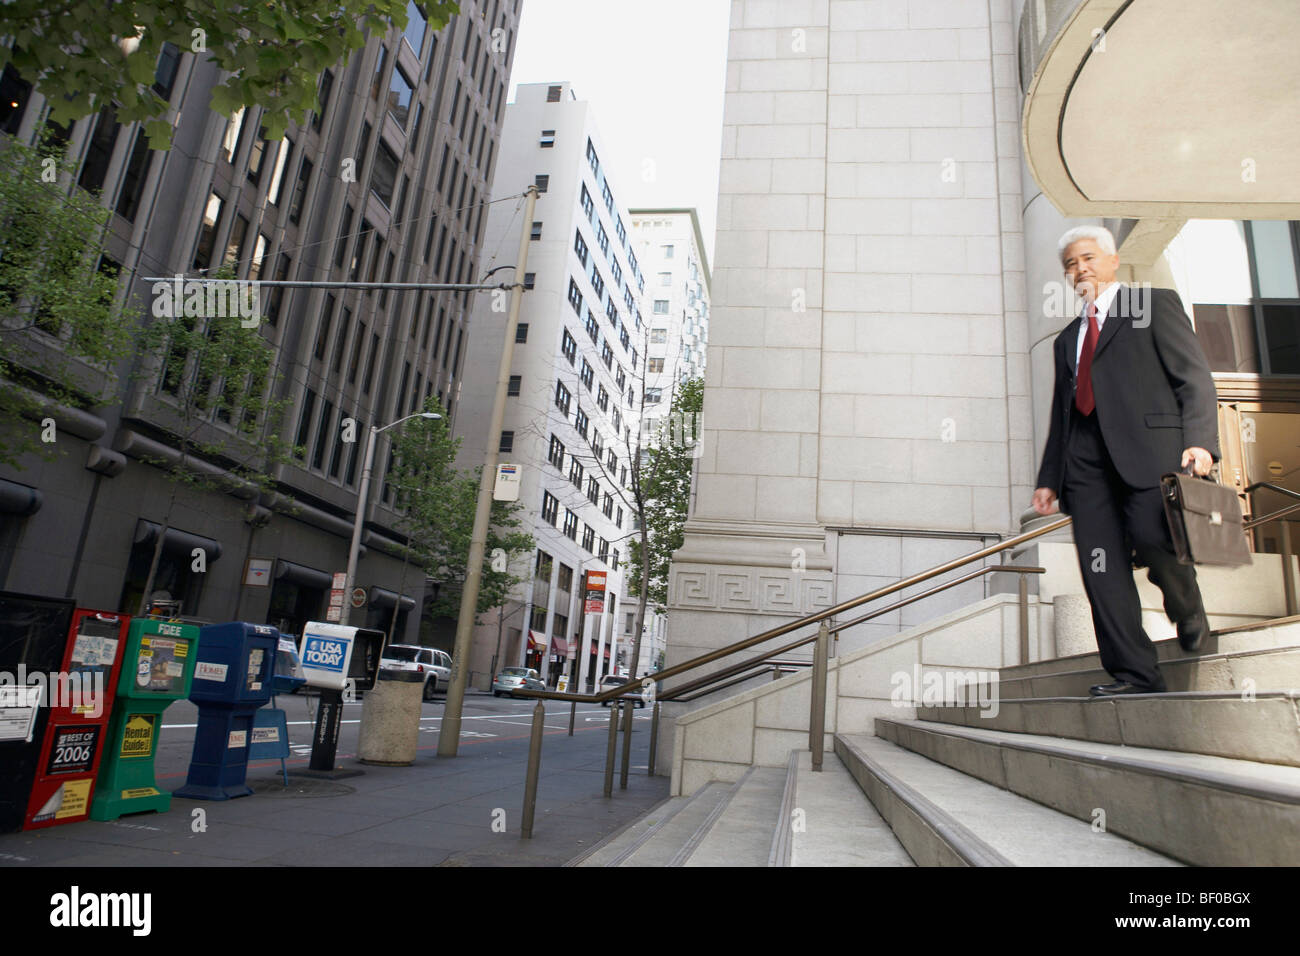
left=1023, top=0, right=1300, bottom=219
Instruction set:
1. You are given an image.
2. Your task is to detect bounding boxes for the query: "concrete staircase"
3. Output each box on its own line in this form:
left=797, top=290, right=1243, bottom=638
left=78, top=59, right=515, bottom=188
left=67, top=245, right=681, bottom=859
left=583, top=615, right=1300, bottom=866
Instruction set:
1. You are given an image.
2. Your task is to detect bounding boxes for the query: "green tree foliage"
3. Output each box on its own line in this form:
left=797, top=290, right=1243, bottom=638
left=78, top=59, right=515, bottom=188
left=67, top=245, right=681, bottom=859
left=387, top=396, right=533, bottom=628
left=627, top=377, right=703, bottom=613
left=128, top=265, right=293, bottom=614
left=0, top=134, right=137, bottom=466
left=0, top=0, right=459, bottom=148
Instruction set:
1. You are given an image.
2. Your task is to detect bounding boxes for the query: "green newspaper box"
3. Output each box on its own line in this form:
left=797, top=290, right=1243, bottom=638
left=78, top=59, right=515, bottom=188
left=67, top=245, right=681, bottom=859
left=89, top=618, right=200, bottom=820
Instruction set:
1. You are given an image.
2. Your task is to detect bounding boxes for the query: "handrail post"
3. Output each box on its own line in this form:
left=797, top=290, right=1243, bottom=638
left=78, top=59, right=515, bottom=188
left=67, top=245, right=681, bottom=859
left=520, top=700, right=545, bottom=839
left=1018, top=572, right=1030, bottom=664
left=603, top=700, right=620, bottom=797
left=619, top=696, right=633, bottom=789
left=809, top=622, right=829, bottom=772
left=1282, top=520, right=1298, bottom=617
left=648, top=701, right=660, bottom=776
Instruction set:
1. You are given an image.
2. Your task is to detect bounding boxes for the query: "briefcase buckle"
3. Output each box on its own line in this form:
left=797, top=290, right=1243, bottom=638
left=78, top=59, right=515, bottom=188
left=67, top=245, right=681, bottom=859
left=1209, top=511, right=1222, bottom=526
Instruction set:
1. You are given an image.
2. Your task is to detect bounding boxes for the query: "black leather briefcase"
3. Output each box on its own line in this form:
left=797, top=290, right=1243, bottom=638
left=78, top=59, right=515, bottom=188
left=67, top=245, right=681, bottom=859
left=1160, top=471, right=1253, bottom=568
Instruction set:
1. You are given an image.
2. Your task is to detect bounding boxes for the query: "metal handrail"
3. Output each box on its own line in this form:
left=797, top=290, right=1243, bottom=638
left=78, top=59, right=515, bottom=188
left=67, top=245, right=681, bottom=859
left=1245, top=481, right=1300, bottom=503
left=513, top=513, right=1072, bottom=836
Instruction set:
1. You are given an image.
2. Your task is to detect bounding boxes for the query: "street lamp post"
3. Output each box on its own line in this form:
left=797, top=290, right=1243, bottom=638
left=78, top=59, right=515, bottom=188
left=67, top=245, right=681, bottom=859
left=341, top=412, right=441, bottom=627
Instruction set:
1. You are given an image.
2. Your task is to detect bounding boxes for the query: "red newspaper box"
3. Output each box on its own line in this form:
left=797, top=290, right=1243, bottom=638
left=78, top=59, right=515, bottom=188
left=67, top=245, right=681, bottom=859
left=24, top=608, right=129, bottom=829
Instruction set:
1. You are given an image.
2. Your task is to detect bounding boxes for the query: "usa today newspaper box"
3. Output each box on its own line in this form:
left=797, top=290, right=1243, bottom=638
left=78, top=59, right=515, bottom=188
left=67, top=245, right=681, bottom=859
left=175, top=622, right=278, bottom=800
left=299, top=622, right=382, bottom=774
left=89, top=618, right=201, bottom=820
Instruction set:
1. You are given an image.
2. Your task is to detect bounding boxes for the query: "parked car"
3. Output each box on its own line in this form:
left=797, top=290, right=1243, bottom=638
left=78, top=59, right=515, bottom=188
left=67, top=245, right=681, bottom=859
left=380, top=644, right=452, bottom=701
left=599, top=674, right=647, bottom=708
left=493, top=667, right=544, bottom=698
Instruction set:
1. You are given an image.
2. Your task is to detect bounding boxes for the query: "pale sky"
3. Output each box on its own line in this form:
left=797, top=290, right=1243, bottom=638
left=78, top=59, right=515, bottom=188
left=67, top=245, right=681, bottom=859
left=507, top=0, right=732, bottom=264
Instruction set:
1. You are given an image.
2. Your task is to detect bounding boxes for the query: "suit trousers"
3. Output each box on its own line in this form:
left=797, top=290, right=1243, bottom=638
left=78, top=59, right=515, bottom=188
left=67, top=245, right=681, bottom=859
left=1062, top=407, right=1205, bottom=689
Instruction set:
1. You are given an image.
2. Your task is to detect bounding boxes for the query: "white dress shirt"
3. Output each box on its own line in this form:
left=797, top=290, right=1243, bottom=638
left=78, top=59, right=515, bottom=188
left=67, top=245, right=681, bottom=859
left=1075, top=282, right=1123, bottom=367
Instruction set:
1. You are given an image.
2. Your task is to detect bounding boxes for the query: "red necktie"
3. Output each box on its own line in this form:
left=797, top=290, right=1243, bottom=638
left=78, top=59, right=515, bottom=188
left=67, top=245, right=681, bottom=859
left=1075, top=301, right=1099, bottom=415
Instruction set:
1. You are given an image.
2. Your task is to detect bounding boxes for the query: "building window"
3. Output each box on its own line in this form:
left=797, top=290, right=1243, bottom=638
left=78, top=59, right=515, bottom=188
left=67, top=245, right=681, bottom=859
left=499, top=431, right=513, bottom=453
left=616, top=506, right=623, bottom=529
left=555, top=381, right=572, bottom=416
left=651, top=328, right=668, bottom=344
left=192, top=192, right=224, bottom=271
left=581, top=526, right=595, bottom=552
left=548, top=435, right=565, bottom=469
left=540, top=129, right=555, bottom=148
left=574, top=409, right=589, bottom=440
left=517, top=322, right=529, bottom=343
left=591, top=431, right=603, bottom=458
left=77, top=105, right=120, bottom=194
left=534, top=174, right=549, bottom=193
left=586, top=137, right=599, bottom=173
left=524, top=273, right=535, bottom=289
left=652, top=299, right=669, bottom=315
left=662, top=243, right=674, bottom=258
left=580, top=183, right=594, bottom=219
left=590, top=266, right=605, bottom=300
left=288, top=157, right=312, bottom=224
left=530, top=221, right=542, bottom=240
left=402, top=0, right=427, bottom=56
left=371, top=141, right=399, bottom=207
left=561, top=329, right=577, bottom=364
left=0, top=64, right=32, bottom=134
left=574, top=230, right=589, bottom=266
left=567, top=278, right=583, bottom=315
left=313, top=70, right=334, bottom=132
left=601, top=342, right=614, bottom=369
left=569, top=457, right=583, bottom=487
left=597, top=538, right=609, bottom=562
left=596, top=223, right=609, bottom=255
left=387, top=64, right=414, bottom=128
left=371, top=44, right=389, bottom=100
left=581, top=360, right=594, bottom=390
left=541, top=491, right=558, bottom=525
left=648, top=357, right=664, bottom=373
left=114, top=127, right=154, bottom=222
left=563, top=510, right=579, bottom=540
left=547, top=84, right=562, bottom=102
left=611, top=549, right=619, bottom=571
left=584, top=312, right=599, bottom=344
left=508, top=375, right=521, bottom=396
left=658, top=272, right=671, bottom=287
left=646, top=388, right=662, bottom=404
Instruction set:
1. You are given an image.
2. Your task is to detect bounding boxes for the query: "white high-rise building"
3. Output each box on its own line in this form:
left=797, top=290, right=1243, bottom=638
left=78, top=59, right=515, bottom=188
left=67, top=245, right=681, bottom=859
left=455, top=81, right=649, bottom=691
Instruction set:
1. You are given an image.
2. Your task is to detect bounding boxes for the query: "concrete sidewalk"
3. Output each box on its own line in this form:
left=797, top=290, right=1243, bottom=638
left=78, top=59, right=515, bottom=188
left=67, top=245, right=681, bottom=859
left=0, top=700, right=669, bottom=868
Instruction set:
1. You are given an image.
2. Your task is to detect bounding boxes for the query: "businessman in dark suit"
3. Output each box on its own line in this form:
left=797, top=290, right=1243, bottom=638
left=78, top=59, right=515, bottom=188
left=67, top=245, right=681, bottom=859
left=1032, top=226, right=1219, bottom=696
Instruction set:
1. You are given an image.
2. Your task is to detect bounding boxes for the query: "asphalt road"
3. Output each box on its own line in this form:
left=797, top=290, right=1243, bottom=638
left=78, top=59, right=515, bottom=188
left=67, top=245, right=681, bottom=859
left=155, top=689, right=654, bottom=781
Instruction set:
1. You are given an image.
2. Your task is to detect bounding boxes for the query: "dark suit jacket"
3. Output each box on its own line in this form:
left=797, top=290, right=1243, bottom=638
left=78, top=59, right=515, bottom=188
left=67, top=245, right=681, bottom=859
left=1036, top=285, right=1219, bottom=512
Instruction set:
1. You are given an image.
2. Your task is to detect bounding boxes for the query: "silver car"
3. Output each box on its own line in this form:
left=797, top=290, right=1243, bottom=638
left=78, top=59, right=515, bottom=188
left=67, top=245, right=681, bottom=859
left=381, top=644, right=452, bottom=701
left=493, top=666, right=544, bottom=698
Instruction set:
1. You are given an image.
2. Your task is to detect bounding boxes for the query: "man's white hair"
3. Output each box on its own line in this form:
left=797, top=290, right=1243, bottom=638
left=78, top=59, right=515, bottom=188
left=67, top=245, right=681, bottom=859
left=1058, top=225, right=1117, bottom=262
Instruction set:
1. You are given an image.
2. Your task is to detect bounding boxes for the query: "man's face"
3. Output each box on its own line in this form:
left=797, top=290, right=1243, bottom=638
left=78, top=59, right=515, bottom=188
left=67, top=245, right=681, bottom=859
left=1062, top=239, right=1119, bottom=302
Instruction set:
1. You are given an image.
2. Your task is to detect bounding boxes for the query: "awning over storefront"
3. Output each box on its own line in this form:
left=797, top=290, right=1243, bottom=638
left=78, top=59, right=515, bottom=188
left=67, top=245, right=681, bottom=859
left=527, top=629, right=547, bottom=650
left=134, top=519, right=222, bottom=561
left=550, top=636, right=569, bottom=656
left=273, top=559, right=331, bottom=590
left=367, top=586, right=416, bottom=611
left=0, top=478, right=41, bottom=517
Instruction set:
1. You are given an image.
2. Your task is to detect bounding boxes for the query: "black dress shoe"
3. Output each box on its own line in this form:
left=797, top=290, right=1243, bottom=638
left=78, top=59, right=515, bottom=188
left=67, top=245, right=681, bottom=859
left=1089, top=681, right=1165, bottom=697
left=1177, top=611, right=1210, bottom=653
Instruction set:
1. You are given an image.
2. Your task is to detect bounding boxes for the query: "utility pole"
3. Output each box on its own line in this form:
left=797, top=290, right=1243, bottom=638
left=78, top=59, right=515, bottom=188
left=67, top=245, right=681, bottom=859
left=439, top=185, right=539, bottom=757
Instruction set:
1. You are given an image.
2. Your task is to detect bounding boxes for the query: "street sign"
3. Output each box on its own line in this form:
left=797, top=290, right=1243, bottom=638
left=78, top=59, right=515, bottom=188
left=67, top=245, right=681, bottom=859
left=332, top=572, right=346, bottom=589
left=328, top=589, right=344, bottom=608
left=326, top=606, right=341, bottom=622
left=350, top=587, right=367, bottom=609
left=493, top=463, right=521, bottom=501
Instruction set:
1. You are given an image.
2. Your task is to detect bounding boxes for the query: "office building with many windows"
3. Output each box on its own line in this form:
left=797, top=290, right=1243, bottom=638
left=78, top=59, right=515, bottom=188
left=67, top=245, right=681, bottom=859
left=455, top=82, right=650, bottom=690
left=0, top=1, right=521, bottom=644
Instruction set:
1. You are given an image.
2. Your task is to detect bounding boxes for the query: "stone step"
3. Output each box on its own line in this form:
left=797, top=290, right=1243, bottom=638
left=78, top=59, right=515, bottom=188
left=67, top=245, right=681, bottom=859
left=874, top=717, right=1300, bottom=866
left=569, top=791, right=696, bottom=867
left=1007, top=617, right=1300, bottom=682
left=835, top=733, right=1180, bottom=866
left=683, top=766, right=787, bottom=867
left=610, top=781, right=733, bottom=867
left=918, top=691, right=1300, bottom=767
left=990, top=644, right=1300, bottom=699
left=790, top=750, right=914, bottom=867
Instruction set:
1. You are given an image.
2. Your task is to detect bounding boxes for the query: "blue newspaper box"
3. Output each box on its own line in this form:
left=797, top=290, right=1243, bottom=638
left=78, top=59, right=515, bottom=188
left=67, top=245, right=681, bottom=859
left=175, top=622, right=278, bottom=800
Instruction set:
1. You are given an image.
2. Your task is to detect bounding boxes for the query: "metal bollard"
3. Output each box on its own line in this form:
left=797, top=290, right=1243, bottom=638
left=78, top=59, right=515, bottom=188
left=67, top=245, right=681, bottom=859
left=619, top=695, right=633, bottom=789
left=603, top=700, right=620, bottom=797
left=568, top=700, right=576, bottom=736
left=810, top=622, right=828, bottom=772
left=520, top=700, right=546, bottom=838
left=647, top=702, right=660, bottom=776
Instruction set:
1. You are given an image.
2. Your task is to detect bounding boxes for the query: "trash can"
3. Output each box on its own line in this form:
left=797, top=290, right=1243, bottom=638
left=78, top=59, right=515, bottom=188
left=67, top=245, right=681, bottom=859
left=357, top=671, right=424, bottom=766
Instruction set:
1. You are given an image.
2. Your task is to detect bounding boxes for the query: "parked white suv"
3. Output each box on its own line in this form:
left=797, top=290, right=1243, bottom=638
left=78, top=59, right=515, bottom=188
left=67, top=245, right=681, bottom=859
left=380, top=644, right=452, bottom=701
